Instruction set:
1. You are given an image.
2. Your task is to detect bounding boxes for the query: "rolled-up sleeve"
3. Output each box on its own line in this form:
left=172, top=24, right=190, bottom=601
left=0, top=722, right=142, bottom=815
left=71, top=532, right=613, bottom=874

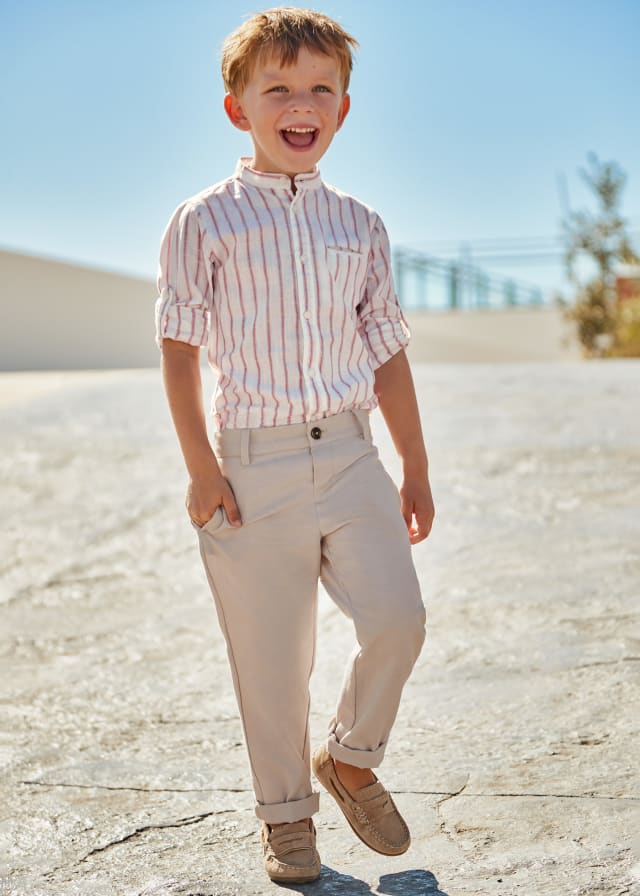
left=356, top=213, right=411, bottom=369
left=154, top=200, right=212, bottom=351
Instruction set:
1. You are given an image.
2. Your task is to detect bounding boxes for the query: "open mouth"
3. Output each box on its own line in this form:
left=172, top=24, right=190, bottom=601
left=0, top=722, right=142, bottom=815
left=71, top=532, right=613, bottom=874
left=280, top=127, right=319, bottom=149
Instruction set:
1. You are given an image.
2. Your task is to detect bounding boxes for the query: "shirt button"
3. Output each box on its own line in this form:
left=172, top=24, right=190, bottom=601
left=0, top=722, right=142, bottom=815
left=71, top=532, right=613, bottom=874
left=303, top=310, right=311, bottom=320
left=310, top=426, right=322, bottom=440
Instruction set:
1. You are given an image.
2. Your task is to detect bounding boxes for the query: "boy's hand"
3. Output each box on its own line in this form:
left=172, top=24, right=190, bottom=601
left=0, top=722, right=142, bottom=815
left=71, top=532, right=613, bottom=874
left=399, top=474, right=435, bottom=545
left=372, top=350, right=434, bottom=545
left=187, top=467, right=243, bottom=528
left=158, top=338, right=242, bottom=529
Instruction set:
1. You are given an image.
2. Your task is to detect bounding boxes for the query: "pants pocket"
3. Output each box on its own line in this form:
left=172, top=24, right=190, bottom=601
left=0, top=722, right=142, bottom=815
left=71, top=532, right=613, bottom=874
left=190, top=505, right=225, bottom=534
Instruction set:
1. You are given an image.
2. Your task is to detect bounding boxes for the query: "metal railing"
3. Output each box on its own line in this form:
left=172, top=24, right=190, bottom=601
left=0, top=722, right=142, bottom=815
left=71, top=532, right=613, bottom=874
left=394, top=247, right=546, bottom=310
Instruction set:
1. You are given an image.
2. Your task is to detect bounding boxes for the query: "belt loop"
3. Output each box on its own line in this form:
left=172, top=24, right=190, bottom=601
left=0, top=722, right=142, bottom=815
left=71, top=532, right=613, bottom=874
left=351, top=408, right=368, bottom=440
left=240, top=428, right=251, bottom=465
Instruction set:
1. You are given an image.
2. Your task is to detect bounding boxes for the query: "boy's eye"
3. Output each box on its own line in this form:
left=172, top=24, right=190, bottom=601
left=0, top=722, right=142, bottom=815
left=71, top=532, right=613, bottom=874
left=266, top=84, right=332, bottom=94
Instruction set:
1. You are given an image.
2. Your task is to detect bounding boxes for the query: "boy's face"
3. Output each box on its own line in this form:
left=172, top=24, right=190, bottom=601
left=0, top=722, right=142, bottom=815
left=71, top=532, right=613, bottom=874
left=224, top=46, right=350, bottom=180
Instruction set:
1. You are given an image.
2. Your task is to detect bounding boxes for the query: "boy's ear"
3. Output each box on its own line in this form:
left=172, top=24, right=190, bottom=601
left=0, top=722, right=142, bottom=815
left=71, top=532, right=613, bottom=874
left=224, top=93, right=252, bottom=132
left=336, top=93, right=350, bottom=132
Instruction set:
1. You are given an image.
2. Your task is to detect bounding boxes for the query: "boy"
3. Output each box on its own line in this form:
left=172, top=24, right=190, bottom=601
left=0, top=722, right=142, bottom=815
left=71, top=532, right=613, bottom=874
left=154, top=7, right=435, bottom=884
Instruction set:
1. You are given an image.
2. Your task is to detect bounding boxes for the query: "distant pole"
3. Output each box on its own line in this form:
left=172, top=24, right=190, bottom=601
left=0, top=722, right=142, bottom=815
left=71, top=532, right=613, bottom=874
left=478, top=271, right=490, bottom=307
left=449, top=262, right=460, bottom=309
left=504, top=279, right=517, bottom=306
left=460, top=242, right=472, bottom=308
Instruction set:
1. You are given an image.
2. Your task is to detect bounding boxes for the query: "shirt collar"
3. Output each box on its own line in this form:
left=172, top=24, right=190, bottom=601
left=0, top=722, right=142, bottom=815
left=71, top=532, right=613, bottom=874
left=234, top=157, right=322, bottom=192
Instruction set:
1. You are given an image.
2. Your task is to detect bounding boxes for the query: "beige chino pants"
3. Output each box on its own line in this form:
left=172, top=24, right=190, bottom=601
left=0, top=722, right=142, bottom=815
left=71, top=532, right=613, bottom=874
left=192, top=407, right=427, bottom=824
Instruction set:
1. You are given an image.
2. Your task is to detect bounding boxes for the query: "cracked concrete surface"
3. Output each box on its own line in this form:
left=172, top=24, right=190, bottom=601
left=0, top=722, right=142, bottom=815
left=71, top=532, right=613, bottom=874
left=1, top=361, right=639, bottom=895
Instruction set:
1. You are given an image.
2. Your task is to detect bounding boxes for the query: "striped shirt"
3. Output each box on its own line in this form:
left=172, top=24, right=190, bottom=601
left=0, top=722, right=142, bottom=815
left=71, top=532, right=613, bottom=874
left=154, top=157, right=411, bottom=431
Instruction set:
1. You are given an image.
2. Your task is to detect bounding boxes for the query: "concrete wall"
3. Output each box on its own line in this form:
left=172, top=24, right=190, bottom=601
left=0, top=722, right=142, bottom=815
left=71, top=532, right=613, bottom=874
left=403, top=305, right=581, bottom=363
left=0, top=247, right=581, bottom=371
left=1, top=248, right=159, bottom=370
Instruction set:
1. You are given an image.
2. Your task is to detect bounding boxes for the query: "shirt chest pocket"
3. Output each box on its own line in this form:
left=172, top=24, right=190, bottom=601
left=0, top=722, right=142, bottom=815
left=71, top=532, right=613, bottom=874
left=325, top=246, right=367, bottom=302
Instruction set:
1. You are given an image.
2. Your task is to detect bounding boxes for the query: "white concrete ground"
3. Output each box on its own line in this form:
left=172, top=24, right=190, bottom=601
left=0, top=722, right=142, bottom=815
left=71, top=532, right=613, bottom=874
left=1, top=361, right=638, bottom=896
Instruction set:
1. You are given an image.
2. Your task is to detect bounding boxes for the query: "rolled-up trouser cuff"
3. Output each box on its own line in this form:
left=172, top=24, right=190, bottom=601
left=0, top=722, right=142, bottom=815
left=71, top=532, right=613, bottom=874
left=326, top=731, right=387, bottom=768
left=254, top=790, right=320, bottom=823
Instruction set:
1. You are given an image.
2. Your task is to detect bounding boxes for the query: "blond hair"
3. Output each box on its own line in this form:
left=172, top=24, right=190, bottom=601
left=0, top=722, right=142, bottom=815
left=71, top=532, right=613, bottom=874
left=221, top=7, right=358, bottom=96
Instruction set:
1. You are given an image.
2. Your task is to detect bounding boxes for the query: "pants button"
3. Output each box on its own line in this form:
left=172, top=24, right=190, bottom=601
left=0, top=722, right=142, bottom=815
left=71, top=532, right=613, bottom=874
left=310, top=426, right=322, bottom=440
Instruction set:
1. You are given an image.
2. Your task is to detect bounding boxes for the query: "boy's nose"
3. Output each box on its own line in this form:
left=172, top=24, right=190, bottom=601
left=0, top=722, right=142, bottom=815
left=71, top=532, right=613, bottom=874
left=288, top=91, right=315, bottom=112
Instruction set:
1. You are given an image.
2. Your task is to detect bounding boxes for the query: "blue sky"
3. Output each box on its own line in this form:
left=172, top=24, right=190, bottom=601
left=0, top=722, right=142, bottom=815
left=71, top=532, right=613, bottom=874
left=1, top=0, right=638, bottom=300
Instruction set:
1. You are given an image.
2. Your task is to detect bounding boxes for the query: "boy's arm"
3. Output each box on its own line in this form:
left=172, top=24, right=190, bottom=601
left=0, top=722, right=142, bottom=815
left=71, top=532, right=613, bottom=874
left=373, top=348, right=434, bottom=544
left=161, top=338, right=242, bottom=528
left=154, top=200, right=241, bottom=528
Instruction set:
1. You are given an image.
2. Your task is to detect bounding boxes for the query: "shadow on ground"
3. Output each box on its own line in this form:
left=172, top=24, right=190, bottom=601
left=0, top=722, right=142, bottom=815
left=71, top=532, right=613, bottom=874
left=283, top=866, right=448, bottom=895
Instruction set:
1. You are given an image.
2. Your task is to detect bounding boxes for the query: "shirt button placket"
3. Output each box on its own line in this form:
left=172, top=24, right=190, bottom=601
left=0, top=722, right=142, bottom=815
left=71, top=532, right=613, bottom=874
left=290, top=194, right=314, bottom=413
left=299, top=201, right=322, bottom=410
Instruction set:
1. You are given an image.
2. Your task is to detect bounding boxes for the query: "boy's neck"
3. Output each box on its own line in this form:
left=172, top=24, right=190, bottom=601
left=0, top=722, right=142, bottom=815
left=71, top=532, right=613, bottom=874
left=247, top=157, right=315, bottom=194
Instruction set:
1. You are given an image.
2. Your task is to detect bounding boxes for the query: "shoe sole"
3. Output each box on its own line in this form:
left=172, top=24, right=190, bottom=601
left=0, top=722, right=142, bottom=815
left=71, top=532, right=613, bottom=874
left=266, top=869, right=321, bottom=884
left=267, top=871, right=322, bottom=884
left=312, top=747, right=410, bottom=856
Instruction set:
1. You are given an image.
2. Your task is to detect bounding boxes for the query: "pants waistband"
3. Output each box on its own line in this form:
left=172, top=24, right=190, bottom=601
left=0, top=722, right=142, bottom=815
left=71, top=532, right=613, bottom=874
left=213, top=408, right=372, bottom=465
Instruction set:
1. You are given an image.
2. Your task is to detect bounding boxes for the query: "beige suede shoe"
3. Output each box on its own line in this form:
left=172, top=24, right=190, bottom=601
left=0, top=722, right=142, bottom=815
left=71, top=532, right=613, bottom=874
left=311, top=743, right=410, bottom=856
left=261, top=818, right=321, bottom=884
